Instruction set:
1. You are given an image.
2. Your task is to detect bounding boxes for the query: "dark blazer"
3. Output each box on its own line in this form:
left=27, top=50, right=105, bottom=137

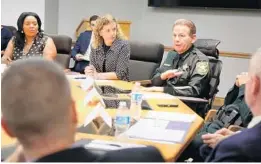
left=71, top=31, right=92, bottom=73
left=1, top=26, right=13, bottom=51
left=205, top=121, right=261, bottom=162
left=36, top=146, right=165, bottom=162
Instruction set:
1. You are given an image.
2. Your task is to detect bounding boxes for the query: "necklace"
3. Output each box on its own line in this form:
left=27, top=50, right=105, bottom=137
left=23, top=41, right=33, bottom=55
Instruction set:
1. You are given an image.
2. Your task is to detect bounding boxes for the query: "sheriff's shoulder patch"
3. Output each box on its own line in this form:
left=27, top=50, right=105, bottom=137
left=196, top=61, right=209, bottom=75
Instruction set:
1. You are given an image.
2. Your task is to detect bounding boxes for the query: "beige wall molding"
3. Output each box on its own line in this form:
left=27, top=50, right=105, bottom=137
left=164, top=46, right=250, bottom=59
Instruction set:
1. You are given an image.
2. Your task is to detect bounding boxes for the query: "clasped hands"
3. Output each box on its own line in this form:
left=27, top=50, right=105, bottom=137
left=202, top=128, right=236, bottom=148
left=84, top=65, right=99, bottom=79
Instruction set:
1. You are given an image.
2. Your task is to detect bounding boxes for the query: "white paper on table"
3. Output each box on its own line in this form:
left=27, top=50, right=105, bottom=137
left=145, top=111, right=196, bottom=122
left=85, top=140, right=146, bottom=150
left=142, top=93, right=176, bottom=100
left=81, top=77, right=94, bottom=91
left=83, top=88, right=98, bottom=106
left=66, top=74, right=86, bottom=79
left=99, top=108, right=112, bottom=127
left=84, top=103, right=103, bottom=127
left=125, top=118, right=186, bottom=143
left=83, top=103, right=111, bottom=127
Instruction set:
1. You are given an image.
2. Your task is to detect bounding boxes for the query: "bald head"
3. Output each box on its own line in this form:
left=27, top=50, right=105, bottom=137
left=1, top=58, right=74, bottom=146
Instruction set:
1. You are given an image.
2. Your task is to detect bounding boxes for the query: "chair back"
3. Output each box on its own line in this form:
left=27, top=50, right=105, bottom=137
left=129, top=41, right=164, bottom=81
left=194, top=39, right=223, bottom=110
left=48, top=34, right=72, bottom=69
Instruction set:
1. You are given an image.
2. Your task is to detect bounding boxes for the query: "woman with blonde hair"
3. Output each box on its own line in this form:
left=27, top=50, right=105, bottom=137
left=84, top=14, right=130, bottom=81
left=84, top=14, right=130, bottom=108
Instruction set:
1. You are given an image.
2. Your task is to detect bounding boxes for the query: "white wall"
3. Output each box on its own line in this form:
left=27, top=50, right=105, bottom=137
left=58, top=0, right=261, bottom=53
left=57, top=0, right=260, bottom=97
left=2, top=0, right=260, bottom=97
left=1, top=0, right=45, bottom=29
left=44, top=0, right=59, bottom=34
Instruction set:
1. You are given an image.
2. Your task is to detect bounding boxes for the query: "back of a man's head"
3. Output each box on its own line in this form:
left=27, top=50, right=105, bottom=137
left=1, top=58, right=74, bottom=147
left=246, top=48, right=261, bottom=116
left=249, top=48, right=261, bottom=79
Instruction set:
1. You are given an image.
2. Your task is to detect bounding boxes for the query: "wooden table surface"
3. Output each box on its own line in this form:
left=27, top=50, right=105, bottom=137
left=1, top=79, right=203, bottom=162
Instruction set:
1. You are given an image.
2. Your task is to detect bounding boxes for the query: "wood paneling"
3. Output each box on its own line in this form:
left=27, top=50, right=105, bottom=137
left=75, top=18, right=131, bottom=39
left=164, top=46, right=251, bottom=59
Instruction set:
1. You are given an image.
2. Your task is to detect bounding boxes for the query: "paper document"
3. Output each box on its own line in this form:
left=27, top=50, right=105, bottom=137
left=80, top=55, right=90, bottom=61
left=145, top=111, right=196, bottom=122
left=81, top=77, right=94, bottom=91
left=83, top=88, right=98, bottom=106
left=83, top=103, right=112, bottom=127
left=126, top=118, right=187, bottom=143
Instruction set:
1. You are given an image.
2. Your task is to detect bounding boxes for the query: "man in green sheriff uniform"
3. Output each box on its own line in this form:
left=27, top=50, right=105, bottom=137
left=151, top=19, right=210, bottom=99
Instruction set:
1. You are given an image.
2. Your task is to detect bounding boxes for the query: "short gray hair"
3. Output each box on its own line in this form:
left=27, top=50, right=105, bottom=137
left=249, top=48, right=261, bottom=78
left=173, top=19, right=196, bottom=36
left=1, top=58, right=72, bottom=146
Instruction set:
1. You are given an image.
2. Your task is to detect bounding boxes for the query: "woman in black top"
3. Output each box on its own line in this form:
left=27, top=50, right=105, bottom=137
left=2, top=12, right=57, bottom=65
left=84, top=14, right=130, bottom=81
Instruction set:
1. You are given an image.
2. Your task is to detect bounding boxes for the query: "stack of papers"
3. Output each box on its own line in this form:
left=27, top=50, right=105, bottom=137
left=85, top=140, right=146, bottom=150
left=125, top=111, right=196, bottom=143
left=145, top=111, right=196, bottom=122
left=126, top=119, right=187, bottom=143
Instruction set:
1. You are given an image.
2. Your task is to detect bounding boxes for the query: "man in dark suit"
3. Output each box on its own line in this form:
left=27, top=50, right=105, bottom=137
left=71, top=15, right=99, bottom=73
left=1, top=25, right=13, bottom=55
left=204, top=48, right=261, bottom=162
left=1, top=58, right=164, bottom=162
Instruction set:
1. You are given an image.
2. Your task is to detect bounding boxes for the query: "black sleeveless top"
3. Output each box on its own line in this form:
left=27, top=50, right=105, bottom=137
left=12, top=33, right=48, bottom=61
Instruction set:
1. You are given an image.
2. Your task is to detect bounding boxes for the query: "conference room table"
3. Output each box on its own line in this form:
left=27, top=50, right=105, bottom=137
left=1, top=78, right=204, bottom=162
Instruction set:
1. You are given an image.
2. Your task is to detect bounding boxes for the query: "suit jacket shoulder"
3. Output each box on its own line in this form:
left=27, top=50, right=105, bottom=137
left=36, top=147, right=99, bottom=162
left=97, top=146, right=165, bottom=162
left=192, top=47, right=209, bottom=62
left=36, top=146, right=164, bottom=162
left=206, top=122, right=261, bottom=162
left=80, top=31, right=92, bottom=37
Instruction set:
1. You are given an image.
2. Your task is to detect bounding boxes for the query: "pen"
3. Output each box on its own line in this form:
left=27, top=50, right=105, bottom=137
left=74, top=77, right=86, bottom=79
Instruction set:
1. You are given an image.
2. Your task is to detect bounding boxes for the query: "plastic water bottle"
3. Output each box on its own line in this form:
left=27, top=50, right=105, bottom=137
left=130, top=82, right=143, bottom=121
left=115, top=101, right=130, bottom=136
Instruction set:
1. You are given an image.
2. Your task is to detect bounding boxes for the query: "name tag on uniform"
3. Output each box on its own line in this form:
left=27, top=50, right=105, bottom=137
left=164, top=64, right=171, bottom=66
left=182, top=64, right=189, bottom=70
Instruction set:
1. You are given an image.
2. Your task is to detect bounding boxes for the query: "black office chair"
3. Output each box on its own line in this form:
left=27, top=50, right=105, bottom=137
left=48, top=34, right=72, bottom=69
left=129, top=41, right=164, bottom=82
left=176, top=39, right=222, bottom=117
